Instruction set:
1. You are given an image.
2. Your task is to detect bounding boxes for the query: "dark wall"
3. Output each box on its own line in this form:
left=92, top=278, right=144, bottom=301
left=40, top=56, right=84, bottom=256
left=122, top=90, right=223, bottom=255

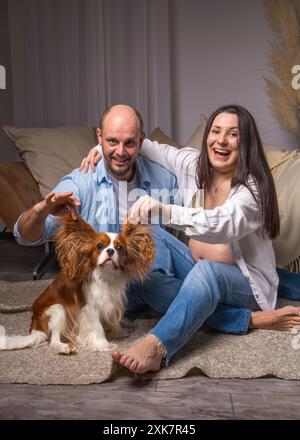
left=0, top=0, right=18, bottom=161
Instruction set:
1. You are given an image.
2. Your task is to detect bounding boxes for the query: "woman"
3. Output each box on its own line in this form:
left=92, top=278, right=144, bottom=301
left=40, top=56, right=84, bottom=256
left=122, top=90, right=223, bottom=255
left=81, top=105, right=300, bottom=373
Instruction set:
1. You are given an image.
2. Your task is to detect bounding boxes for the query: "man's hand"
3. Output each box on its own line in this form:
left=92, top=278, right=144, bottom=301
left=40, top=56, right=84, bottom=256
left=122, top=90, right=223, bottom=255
left=79, top=147, right=102, bottom=173
left=35, top=191, right=81, bottom=220
left=17, top=191, right=81, bottom=242
left=129, top=195, right=171, bottom=223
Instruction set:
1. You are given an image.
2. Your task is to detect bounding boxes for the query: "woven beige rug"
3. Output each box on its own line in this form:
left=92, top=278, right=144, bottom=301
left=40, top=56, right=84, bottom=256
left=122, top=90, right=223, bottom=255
left=0, top=279, right=300, bottom=384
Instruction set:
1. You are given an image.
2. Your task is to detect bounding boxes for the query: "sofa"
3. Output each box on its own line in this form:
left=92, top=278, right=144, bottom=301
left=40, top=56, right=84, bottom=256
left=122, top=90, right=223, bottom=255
left=0, top=119, right=299, bottom=273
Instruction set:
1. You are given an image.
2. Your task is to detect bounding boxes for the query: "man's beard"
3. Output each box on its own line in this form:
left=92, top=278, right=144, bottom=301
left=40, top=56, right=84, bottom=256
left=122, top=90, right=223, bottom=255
left=104, top=154, right=134, bottom=178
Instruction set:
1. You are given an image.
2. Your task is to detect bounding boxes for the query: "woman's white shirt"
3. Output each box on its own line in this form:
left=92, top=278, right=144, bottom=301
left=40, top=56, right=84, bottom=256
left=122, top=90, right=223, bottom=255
left=141, top=139, right=278, bottom=311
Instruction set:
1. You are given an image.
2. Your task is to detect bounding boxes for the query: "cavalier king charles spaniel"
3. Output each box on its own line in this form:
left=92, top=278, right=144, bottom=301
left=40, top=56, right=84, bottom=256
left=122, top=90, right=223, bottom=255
left=3, top=213, right=155, bottom=354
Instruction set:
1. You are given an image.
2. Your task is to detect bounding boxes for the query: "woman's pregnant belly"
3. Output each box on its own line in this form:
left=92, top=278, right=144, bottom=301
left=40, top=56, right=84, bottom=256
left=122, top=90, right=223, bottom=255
left=188, top=239, right=236, bottom=264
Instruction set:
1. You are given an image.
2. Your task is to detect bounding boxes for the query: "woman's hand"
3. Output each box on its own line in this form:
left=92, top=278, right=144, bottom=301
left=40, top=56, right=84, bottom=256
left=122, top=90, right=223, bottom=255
left=79, top=147, right=102, bottom=173
left=129, top=195, right=171, bottom=223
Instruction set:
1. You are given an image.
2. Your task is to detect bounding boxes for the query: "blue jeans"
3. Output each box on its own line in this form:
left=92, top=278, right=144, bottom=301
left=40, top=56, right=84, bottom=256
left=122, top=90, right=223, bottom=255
left=126, top=227, right=300, bottom=341
left=152, top=259, right=260, bottom=360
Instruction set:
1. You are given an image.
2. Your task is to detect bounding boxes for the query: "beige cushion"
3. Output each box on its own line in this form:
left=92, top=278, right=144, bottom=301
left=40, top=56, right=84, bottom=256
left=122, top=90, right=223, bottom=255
left=265, top=148, right=298, bottom=180
left=149, top=115, right=208, bottom=151
left=185, top=114, right=207, bottom=150
left=0, top=162, right=42, bottom=231
left=266, top=148, right=300, bottom=267
left=264, top=146, right=300, bottom=271
left=148, top=127, right=182, bottom=148
left=3, top=125, right=97, bottom=197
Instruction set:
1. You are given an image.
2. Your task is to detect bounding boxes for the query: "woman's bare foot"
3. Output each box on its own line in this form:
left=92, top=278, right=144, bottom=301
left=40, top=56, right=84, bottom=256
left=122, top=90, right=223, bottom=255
left=111, top=334, right=166, bottom=373
left=250, top=306, right=300, bottom=331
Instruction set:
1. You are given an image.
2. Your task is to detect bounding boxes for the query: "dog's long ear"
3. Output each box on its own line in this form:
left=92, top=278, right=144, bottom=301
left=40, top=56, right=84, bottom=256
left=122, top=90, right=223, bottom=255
left=121, top=221, right=155, bottom=281
left=54, top=212, right=97, bottom=280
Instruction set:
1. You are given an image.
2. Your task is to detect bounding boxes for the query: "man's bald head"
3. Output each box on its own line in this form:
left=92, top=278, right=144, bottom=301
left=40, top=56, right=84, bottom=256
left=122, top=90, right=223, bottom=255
left=100, top=104, right=144, bottom=134
left=96, top=104, right=145, bottom=181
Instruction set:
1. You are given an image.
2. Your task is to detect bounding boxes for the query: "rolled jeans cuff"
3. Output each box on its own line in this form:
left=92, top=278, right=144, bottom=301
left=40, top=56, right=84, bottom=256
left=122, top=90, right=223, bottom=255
left=241, top=308, right=251, bottom=334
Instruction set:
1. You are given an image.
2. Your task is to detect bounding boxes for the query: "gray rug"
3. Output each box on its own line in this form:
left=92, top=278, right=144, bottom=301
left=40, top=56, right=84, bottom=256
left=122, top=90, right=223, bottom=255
left=0, top=279, right=300, bottom=384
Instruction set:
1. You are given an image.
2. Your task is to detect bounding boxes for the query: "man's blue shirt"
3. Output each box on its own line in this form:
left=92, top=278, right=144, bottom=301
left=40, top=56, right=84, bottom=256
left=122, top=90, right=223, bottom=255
left=14, top=154, right=178, bottom=245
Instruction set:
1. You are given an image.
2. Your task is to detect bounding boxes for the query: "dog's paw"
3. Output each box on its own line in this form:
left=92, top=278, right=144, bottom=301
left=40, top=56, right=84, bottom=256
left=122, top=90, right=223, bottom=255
left=50, top=342, right=78, bottom=355
left=67, top=343, right=78, bottom=354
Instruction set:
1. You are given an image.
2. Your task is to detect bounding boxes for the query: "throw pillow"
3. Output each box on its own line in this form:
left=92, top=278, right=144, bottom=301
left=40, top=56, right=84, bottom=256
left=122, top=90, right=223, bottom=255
left=185, top=114, right=207, bottom=150
left=269, top=148, right=300, bottom=268
left=148, top=127, right=182, bottom=148
left=3, top=125, right=97, bottom=197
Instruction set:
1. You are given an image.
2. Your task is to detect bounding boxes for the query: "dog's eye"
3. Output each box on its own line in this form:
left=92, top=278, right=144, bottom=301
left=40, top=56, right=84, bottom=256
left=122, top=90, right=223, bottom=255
left=97, top=243, right=104, bottom=250
left=116, top=245, right=124, bottom=252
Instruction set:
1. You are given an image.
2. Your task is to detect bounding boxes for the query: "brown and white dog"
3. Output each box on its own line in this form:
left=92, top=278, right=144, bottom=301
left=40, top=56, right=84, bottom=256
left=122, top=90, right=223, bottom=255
left=2, top=213, right=155, bottom=354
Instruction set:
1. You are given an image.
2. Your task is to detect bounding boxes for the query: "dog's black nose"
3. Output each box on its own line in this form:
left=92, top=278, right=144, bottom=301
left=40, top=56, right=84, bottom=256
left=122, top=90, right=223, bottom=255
left=106, top=248, right=115, bottom=258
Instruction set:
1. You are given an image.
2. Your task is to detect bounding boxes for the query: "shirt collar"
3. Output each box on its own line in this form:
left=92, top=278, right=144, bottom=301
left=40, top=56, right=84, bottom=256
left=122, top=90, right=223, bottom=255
left=96, top=159, right=111, bottom=184
left=95, top=154, right=152, bottom=189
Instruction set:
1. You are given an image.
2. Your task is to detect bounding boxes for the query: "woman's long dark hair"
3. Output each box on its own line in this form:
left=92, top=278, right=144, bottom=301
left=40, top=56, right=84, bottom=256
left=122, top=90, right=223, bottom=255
left=196, top=104, right=280, bottom=239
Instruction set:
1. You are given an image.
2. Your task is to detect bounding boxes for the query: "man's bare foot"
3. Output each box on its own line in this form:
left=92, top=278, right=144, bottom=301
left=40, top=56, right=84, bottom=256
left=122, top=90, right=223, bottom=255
left=250, top=306, right=300, bottom=331
left=111, top=334, right=166, bottom=373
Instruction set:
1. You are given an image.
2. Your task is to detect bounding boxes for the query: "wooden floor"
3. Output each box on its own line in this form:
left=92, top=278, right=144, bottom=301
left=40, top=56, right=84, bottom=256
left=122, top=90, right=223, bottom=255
left=1, top=233, right=300, bottom=420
